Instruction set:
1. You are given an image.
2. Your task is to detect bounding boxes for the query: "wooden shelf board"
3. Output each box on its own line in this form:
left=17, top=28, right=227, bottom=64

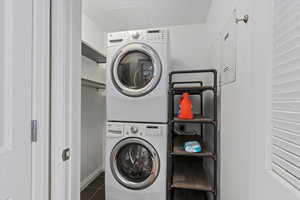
left=172, top=157, right=213, bottom=192
left=172, top=135, right=214, bottom=158
left=173, top=115, right=215, bottom=124
left=173, top=189, right=207, bottom=200
left=172, top=86, right=214, bottom=94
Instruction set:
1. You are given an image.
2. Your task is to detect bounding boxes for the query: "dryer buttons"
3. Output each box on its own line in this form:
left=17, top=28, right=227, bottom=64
left=131, top=32, right=140, bottom=39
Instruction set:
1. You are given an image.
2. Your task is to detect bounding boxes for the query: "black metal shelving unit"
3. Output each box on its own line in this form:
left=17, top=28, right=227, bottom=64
left=167, top=69, right=218, bottom=200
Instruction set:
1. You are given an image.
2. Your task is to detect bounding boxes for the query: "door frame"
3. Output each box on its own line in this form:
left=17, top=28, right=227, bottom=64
left=50, top=0, right=81, bottom=200
left=32, top=0, right=51, bottom=199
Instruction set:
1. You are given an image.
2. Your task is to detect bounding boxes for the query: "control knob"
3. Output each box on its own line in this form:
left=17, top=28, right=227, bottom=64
left=132, top=32, right=140, bottom=39
left=130, top=126, right=139, bottom=134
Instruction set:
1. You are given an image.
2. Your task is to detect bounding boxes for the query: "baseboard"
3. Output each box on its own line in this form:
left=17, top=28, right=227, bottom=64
left=80, top=166, right=104, bottom=191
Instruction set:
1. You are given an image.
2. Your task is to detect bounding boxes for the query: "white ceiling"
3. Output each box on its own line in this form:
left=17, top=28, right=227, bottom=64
left=82, top=0, right=212, bottom=32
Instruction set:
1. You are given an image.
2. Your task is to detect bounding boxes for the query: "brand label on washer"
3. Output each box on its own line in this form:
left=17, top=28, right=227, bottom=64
left=107, top=124, right=123, bottom=137
left=146, top=126, right=161, bottom=137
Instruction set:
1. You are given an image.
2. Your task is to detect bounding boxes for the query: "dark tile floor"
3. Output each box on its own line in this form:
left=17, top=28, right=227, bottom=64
left=81, top=173, right=105, bottom=200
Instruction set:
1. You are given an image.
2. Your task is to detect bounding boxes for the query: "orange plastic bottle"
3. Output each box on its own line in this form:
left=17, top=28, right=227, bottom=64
left=178, top=92, right=194, bottom=119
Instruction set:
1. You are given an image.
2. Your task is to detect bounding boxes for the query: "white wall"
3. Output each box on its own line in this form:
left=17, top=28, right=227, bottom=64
left=81, top=13, right=107, bottom=190
left=204, top=0, right=300, bottom=200
left=81, top=83, right=106, bottom=190
left=248, top=0, right=300, bottom=199
left=167, top=23, right=212, bottom=111
left=205, top=0, right=239, bottom=46
left=82, top=12, right=107, bottom=55
left=204, top=0, right=253, bottom=200
left=81, top=56, right=106, bottom=83
left=167, top=24, right=209, bottom=69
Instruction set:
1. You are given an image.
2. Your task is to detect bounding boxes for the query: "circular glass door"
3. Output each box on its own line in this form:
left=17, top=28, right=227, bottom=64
left=112, top=43, right=162, bottom=97
left=110, top=138, right=160, bottom=190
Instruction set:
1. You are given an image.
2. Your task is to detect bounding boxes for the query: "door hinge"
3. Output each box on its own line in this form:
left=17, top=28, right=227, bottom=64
left=236, top=14, right=249, bottom=24
left=31, top=120, right=38, bottom=142
left=62, top=148, right=71, bottom=161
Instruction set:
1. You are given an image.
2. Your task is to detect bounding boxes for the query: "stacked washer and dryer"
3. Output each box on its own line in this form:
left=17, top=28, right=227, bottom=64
left=105, top=29, right=169, bottom=200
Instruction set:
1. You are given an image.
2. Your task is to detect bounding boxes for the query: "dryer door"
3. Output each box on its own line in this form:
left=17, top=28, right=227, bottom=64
left=110, top=138, right=160, bottom=190
left=112, top=43, right=162, bottom=97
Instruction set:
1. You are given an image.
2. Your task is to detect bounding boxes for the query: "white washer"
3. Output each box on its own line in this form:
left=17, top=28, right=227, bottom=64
left=105, top=122, right=167, bottom=200
left=106, top=29, right=169, bottom=123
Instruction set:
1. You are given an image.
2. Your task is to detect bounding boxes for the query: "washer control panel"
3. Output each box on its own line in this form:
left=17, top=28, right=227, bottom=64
left=145, top=125, right=161, bottom=137
left=124, top=124, right=142, bottom=136
left=107, top=123, right=124, bottom=137
left=130, top=125, right=139, bottom=134
left=131, top=31, right=140, bottom=40
left=107, top=123, right=163, bottom=138
left=122, top=123, right=162, bottom=137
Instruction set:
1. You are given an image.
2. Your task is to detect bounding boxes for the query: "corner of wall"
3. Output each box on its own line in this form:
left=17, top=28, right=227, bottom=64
left=82, top=12, right=107, bottom=55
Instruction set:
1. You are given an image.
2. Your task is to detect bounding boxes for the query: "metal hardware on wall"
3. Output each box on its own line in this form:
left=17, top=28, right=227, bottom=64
left=235, top=15, right=249, bottom=24
left=62, top=148, right=71, bottom=161
left=220, top=10, right=238, bottom=86
left=31, top=120, right=38, bottom=142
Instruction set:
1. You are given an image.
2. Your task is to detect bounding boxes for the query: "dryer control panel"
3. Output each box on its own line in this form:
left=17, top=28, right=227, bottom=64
left=107, top=28, right=169, bottom=47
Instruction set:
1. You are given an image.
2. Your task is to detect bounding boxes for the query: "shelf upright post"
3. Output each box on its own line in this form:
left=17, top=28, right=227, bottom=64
left=213, top=70, right=218, bottom=199
left=167, top=73, right=174, bottom=200
left=200, top=82, right=204, bottom=139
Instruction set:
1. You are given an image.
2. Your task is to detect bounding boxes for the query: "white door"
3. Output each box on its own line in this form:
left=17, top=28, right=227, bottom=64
left=0, top=0, right=33, bottom=200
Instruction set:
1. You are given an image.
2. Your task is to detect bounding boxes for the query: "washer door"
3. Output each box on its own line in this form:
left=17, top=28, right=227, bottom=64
left=112, top=43, right=162, bottom=97
left=110, top=138, right=160, bottom=190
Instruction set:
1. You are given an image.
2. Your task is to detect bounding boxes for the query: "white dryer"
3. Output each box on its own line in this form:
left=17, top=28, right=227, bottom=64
left=106, top=29, right=169, bottom=123
left=105, top=122, right=167, bottom=200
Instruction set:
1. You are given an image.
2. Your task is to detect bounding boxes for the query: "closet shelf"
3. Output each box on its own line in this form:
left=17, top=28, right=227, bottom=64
left=82, top=78, right=106, bottom=90
left=81, top=41, right=106, bottom=64
left=173, top=115, right=216, bottom=125
left=172, top=158, right=213, bottom=192
left=171, top=136, right=215, bottom=159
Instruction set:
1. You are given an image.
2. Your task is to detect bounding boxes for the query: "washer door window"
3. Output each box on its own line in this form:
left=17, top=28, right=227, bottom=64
left=110, top=138, right=160, bottom=190
left=112, top=43, right=162, bottom=97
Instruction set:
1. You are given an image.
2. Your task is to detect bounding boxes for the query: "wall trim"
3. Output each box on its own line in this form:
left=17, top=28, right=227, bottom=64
left=32, top=0, right=50, bottom=199
left=51, top=0, right=81, bottom=199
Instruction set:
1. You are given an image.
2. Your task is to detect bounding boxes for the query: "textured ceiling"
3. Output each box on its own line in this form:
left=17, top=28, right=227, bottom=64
left=82, top=0, right=212, bottom=32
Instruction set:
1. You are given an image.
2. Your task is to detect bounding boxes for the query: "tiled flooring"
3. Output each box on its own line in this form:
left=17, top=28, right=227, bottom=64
left=81, top=173, right=105, bottom=200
